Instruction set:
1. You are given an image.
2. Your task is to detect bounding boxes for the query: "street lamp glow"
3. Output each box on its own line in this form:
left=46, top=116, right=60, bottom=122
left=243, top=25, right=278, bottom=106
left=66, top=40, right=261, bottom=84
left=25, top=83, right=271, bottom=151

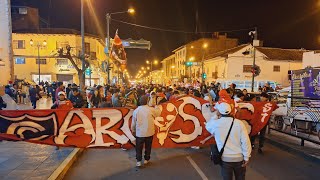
left=128, top=8, right=135, bottom=14
left=29, top=39, right=34, bottom=45
left=203, top=43, right=208, bottom=49
left=154, top=60, right=158, bottom=65
left=189, top=57, right=195, bottom=61
left=146, top=60, right=150, bottom=64
left=143, top=70, right=146, bottom=73
left=147, top=67, right=150, bottom=70
left=43, top=40, right=47, bottom=46
left=141, top=67, right=145, bottom=70
left=171, top=65, right=175, bottom=68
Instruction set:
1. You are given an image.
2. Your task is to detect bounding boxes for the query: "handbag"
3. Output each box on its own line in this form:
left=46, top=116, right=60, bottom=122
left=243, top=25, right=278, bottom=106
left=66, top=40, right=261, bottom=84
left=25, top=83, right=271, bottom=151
left=211, top=118, right=235, bottom=165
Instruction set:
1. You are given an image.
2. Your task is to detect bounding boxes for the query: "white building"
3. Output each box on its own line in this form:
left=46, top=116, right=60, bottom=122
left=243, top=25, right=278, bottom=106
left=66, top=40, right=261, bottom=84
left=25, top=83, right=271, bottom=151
left=203, top=44, right=304, bottom=89
left=0, top=0, right=14, bottom=85
left=302, top=51, right=320, bottom=68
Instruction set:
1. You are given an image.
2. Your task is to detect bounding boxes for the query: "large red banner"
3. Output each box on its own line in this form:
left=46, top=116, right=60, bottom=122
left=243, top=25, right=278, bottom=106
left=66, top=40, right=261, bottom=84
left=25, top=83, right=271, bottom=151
left=0, top=96, right=277, bottom=149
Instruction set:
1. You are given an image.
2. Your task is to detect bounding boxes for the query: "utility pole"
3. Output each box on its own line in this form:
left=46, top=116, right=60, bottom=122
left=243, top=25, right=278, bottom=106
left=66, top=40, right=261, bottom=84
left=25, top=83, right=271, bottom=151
left=251, top=27, right=258, bottom=92
left=81, top=0, right=85, bottom=89
left=106, top=14, right=111, bottom=84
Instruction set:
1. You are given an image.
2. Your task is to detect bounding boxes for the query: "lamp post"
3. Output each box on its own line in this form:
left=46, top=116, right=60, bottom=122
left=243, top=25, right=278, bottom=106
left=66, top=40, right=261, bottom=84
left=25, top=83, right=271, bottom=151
left=146, top=60, right=158, bottom=84
left=201, top=43, right=208, bottom=84
left=81, top=0, right=85, bottom=89
left=30, top=39, right=47, bottom=85
left=171, top=65, right=175, bottom=84
left=106, top=8, right=135, bottom=84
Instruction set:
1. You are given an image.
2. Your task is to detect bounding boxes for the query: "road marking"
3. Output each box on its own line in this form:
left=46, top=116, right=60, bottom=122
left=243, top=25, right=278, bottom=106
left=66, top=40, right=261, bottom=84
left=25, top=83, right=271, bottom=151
left=186, top=156, right=208, bottom=180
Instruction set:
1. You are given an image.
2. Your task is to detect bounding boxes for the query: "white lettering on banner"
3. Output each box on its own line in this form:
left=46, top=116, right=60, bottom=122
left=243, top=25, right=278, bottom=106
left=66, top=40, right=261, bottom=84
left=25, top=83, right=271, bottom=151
left=261, top=103, right=273, bottom=122
left=170, top=97, right=202, bottom=143
left=120, top=110, right=136, bottom=143
left=89, top=109, right=129, bottom=147
left=54, top=110, right=95, bottom=145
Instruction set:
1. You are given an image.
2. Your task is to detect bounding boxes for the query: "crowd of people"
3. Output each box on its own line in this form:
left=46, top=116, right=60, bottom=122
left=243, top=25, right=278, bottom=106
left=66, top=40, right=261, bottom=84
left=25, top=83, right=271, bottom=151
left=0, top=80, right=276, bottom=180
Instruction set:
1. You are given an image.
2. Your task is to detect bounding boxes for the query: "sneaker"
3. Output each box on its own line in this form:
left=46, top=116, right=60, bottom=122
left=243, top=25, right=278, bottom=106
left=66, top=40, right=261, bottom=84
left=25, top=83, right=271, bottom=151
left=136, top=161, right=142, bottom=167
left=144, top=160, right=149, bottom=165
left=191, top=146, right=200, bottom=149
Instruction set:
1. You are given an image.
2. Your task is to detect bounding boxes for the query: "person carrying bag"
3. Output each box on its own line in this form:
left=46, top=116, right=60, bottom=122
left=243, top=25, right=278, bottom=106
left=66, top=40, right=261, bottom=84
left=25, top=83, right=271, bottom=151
left=206, top=102, right=251, bottom=180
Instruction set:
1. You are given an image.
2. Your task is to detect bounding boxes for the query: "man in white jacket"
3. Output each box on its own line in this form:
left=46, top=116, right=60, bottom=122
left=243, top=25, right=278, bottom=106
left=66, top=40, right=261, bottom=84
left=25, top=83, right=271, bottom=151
left=131, top=95, right=161, bottom=167
left=206, top=102, right=251, bottom=180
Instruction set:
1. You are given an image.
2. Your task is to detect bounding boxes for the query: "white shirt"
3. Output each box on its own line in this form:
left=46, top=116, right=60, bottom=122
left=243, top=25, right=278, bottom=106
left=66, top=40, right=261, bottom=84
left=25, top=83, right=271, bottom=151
left=206, top=116, right=251, bottom=162
left=131, top=105, right=161, bottom=137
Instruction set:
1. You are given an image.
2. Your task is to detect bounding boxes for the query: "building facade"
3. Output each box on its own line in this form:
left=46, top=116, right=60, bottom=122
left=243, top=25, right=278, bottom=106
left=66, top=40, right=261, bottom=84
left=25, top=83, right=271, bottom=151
left=12, top=30, right=109, bottom=86
left=169, top=34, right=238, bottom=83
left=0, top=0, right=14, bottom=86
left=161, top=54, right=175, bottom=85
left=203, top=44, right=304, bottom=88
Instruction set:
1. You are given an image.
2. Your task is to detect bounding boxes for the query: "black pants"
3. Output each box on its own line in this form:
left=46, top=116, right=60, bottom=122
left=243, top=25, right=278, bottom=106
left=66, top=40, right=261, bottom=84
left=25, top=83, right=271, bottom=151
left=31, top=100, right=37, bottom=109
left=221, top=161, right=246, bottom=180
left=250, top=125, right=267, bottom=148
left=135, top=136, right=153, bottom=162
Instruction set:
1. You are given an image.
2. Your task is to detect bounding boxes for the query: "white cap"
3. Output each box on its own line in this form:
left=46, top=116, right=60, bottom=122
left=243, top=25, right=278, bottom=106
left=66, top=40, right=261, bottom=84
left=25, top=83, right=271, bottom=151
left=58, top=91, right=66, bottom=96
left=216, top=102, right=231, bottom=115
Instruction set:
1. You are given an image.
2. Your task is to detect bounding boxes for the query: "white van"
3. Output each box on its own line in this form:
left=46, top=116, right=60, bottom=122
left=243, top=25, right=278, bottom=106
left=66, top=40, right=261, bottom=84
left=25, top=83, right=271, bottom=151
left=216, top=79, right=278, bottom=92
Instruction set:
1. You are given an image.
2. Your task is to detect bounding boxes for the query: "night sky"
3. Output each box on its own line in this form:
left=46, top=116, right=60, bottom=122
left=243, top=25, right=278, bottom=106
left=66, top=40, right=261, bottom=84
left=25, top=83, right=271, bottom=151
left=11, top=0, right=320, bottom=74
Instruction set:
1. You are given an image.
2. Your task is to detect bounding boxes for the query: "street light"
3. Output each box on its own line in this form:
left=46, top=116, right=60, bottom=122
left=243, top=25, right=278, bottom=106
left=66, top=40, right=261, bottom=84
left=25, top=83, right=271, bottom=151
left=106, top=8, right=135, bottom=84
left=30, top=39, right=47, bottom=85
left=146, top=60, right=158, bottom=83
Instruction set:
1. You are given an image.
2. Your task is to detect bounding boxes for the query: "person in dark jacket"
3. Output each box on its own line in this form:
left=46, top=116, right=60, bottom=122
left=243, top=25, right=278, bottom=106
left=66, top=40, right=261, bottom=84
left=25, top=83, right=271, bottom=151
left=29, top=85, right=37, bottom=109
left=0, top=86, right=7, bottom=110
left=70, top=88, right=84, bottom=108
left=5, top=85, right=14, bottom=99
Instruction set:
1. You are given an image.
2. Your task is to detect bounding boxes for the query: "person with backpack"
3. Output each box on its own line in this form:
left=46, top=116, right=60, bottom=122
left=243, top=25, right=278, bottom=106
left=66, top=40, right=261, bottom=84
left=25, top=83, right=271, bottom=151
left=206, top=102, right=251, bottom=180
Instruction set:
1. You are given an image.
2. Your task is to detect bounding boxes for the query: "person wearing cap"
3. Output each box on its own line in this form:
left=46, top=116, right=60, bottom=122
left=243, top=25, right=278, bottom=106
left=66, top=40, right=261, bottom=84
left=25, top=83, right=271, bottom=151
left=206, top=102, right=251, bottom=180
left=51, top=91, right=73, bottom=110
left=131, top=95, right=161, bottom=167
left=250, top=92, right=269, bottom=154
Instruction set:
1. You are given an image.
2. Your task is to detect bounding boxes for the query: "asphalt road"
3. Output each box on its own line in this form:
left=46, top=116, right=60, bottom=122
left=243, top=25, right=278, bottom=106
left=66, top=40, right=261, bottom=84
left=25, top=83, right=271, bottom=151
left=65, top=143, right=320, bottom=180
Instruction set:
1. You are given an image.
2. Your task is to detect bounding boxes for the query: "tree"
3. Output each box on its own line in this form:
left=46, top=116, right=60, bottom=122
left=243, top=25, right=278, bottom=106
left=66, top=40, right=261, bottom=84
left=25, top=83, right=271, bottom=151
left=57, top=45, right=89, bottom=88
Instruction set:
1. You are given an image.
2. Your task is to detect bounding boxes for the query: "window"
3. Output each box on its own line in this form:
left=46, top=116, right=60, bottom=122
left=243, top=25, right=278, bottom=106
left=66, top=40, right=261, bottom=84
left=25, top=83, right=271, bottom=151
left=13, top=40, right=25, bottom=49
left=85, top=43, right=90, bottom=54
left=36, top=59, right=47, bottom=64
left=243, top=65, right=252, bottom=73
left=15, top=57, right=25, bottom=64
left=90, top=52, right=97, bottom=60
left=273, top=65, right=280, bottom=72
left=57, top=58, right=68, bottom=65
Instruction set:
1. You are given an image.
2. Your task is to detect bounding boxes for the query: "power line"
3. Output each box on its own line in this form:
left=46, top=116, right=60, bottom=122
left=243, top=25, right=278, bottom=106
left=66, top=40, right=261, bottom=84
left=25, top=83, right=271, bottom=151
left=111, top=18, right=255, bottom=34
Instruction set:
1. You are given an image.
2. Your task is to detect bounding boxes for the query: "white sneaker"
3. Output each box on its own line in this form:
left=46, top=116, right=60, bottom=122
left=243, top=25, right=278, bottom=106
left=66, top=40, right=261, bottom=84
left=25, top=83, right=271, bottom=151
left=191, top=146, right=200, bottom=149
left=136, top=161, right=142, bottom=167
left=144, top=160, right=149, bottom=165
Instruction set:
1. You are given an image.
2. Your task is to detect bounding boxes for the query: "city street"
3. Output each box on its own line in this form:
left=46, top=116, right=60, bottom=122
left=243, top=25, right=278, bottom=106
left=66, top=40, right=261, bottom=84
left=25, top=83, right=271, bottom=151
left=65, top=143, right=320, bottom=180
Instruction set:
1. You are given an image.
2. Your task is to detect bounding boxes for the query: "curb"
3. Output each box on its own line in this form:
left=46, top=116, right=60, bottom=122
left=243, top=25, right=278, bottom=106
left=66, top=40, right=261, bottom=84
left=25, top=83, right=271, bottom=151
left=266, top=137, right=320, bottom=165
left=48, top=148, right=84, bottom=180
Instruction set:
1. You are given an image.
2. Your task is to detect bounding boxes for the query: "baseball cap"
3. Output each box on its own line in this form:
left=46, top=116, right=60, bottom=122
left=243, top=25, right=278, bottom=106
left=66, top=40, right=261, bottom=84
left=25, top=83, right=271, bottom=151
left=58, top=91, right=66, bottom=96
left=215, top=102, right=232, bottom=115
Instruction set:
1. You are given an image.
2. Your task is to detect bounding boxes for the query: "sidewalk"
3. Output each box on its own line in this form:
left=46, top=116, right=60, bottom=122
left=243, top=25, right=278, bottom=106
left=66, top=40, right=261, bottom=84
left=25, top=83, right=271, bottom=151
left=0, top=141, right=73, bottom=180
left=0, top=97, right=74, bottom=179
left=266, top=129, right=320, bottom=163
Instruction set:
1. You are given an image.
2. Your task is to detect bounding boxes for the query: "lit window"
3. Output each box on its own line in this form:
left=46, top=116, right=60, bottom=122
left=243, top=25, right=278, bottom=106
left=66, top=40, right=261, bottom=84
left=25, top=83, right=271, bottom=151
left=15, top=57, right=25, bottom=64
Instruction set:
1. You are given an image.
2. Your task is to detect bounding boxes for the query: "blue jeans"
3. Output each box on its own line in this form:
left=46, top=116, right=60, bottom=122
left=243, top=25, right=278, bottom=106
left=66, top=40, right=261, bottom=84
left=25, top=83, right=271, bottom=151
left=221, top=161, right=246, bottom=180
